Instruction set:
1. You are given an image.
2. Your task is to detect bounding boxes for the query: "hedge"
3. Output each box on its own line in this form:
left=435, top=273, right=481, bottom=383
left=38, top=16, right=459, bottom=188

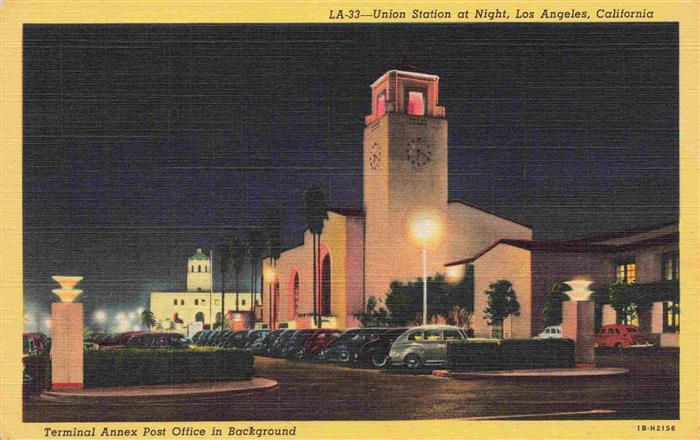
left=447, top=339, right=575, bottom=372
left=84, top=348, right=254, bottom=388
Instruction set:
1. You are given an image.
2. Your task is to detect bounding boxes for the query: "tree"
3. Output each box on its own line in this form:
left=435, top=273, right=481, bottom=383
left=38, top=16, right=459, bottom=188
left=542, top=282, right=572, bottom=327
left=217, top=234, right=235, bottom=331
left=483, top=280, right=520, bottom=338
left=141, top=309, right=157, bottom=330
left=607, top=281, right=643, bottom=324
left=384, top=275, right=456, bottom=325
left=230, top=235, right=246, bottom=314
left=301, top=184, right=330, bottom=328
left=247, top=225, right=266, bottom=328
left=262, top=207, right=282, bottom=327
left=354, top=296, right=388, bottom=327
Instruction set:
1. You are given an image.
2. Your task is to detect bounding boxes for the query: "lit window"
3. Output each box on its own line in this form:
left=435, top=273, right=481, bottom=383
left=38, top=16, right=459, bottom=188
left=376, top=92, right=386, bottom=116
left=407, top=91, right=425, bottom=116
left=615, top=260, right=636, bottom=283
left=663, top=300, right=680, bottom=333
left=662, top=252, right=679, bottom=281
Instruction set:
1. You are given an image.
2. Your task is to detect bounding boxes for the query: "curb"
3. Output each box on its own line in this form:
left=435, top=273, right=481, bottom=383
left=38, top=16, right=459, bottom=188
left=41, top=377, right=278, bottom=400
left=433, top=368, right=629, bottom=379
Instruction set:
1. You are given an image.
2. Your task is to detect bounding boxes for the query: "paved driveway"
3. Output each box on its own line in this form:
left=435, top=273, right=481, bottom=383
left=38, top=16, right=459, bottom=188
left=24, top=349, right=678, bottom=421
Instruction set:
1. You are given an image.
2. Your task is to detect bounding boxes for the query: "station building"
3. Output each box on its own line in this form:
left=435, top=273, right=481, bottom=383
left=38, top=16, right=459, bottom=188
left=256, top=68, right=679, bottom=347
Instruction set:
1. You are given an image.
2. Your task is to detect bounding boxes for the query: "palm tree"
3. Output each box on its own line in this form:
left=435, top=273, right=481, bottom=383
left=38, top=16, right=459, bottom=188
left=262, top=208, right=282, bottom=327
left=247, top=225, right=266, bottom=328
left=302, top=184, right=330, bottom=328
left=231, top=235, right=246, bottom=314
left=217, top=235, right=234, bottom=330
left=140, top=309, right=157, bottom=330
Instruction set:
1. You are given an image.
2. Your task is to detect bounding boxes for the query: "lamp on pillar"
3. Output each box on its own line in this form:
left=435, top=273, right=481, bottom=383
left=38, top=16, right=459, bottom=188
left=50, top=275, right=84, bottom=389
left=561, top=278, right=595, bottom=366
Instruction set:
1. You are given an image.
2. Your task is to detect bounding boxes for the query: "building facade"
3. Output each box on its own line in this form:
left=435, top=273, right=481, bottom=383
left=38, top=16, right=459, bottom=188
left=261, top=70, right=531, bottom=330
left=150, top=248, right=254, bottom=333
left=445, top=222, right=680, bottom=346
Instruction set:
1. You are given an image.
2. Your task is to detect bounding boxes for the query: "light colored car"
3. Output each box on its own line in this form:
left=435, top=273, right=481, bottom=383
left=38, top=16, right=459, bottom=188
left=387, top=325, right=467, bottom=370
left=535, top=325, right=562, bottom=339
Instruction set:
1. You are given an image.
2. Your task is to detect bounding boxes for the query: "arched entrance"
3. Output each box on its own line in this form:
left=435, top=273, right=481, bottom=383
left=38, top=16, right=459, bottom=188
left=288, top=271, right=300, bottom=320
left=273, top=281, right=280, bottom=328
left=321, top=254, right=331, bottom=316
left=195, top=312, right=205, bottom=323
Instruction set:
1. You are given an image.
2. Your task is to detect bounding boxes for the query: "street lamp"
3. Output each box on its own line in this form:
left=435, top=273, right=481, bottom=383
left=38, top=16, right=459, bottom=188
left=263, top=266, right=277, bottom=329
left=409, top=211, right=443, bottom=325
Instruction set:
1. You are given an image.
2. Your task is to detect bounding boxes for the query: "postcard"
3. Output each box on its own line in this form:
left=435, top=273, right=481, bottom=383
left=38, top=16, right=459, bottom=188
left=1, top=1, right=698, bottom=439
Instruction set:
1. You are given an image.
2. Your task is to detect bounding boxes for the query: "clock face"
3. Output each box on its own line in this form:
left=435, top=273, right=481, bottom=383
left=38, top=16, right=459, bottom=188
left=405, top=137, right=432, bottom=167
left=368, top=142, right=382, bottom=170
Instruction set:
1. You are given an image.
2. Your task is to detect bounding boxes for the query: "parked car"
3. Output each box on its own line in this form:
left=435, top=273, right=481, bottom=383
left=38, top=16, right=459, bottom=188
left=535, top=325, right=562, bottom=339
left=23, top=332, right=50, bottom=355
left=254, top=329, right=285, bottom=355
left=221, top=330, right=249, bottom=349
left=303, top=329, right=343, bottom=360
left=196, top=330, right=219, bottom=347
left=192, top=330, right=212, bottom=344
left=358, top=327, right=409, bottom=368
left=83, top=341, right=100, bottom=350
left=285, top=329, right=317, bottom=360
left=125, top=332, right=192, bottom=349
left=387, top=325, right=467, bottom=370
left=243, top=329, right=270, bottom=348
left=100, top=331, right=146, bottom=349
left=269, top=329, right=298, bottom=358
left=323, top=328, right=385, bottom=363
left=595, top=324, right=653, bottom=350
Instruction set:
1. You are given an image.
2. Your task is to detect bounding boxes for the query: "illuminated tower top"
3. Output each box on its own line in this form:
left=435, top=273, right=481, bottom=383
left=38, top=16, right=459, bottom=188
left=364, top=69, right=446, bottom=125
left=187, top=248, right=211, bottom=292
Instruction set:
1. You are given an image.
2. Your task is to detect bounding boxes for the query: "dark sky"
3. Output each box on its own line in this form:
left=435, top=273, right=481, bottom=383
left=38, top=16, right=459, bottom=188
left=23, top=23, right=678, bottom=321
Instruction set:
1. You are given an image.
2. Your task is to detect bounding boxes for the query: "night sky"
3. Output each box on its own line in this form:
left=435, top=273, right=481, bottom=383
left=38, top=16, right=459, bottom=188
left=23, top=24, right=678, bottom=325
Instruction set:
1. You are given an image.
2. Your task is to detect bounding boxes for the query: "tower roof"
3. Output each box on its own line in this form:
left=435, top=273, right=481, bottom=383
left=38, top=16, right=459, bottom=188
left=189, top=248, right=209, bottom=260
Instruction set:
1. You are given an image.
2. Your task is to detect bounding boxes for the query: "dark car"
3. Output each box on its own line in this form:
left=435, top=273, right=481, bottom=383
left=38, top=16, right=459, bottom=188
left=254, top=329, right=285, bottom=356
left=268, top=329, right=298, bottom=358
left=284, top=329, right=317, bottom=360
left=23, top=332, right=49, bottom=356
left=125, top=332, right=192, bottom=349
left=192, top=330, right=212, bottom=344
left=323, top=328, right=386, bottom=363
left=301, top=329, right=343, bottom=360
left=196, top=330, right=218, bottom=347
left=221, top=330, right=250, bottom=349
left=358, top=327, right=409, bottom=368
left=243, top=329, right=270, bottom=348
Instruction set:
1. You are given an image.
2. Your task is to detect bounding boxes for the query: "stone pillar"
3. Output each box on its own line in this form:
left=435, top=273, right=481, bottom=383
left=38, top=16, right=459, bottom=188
left=50, top=276, right=84, bottom=389
left=602, top=304, right=617, bottom=326
left=651, top=301, right=664, bottom=334
left=562, top=300, right=595, bottom=365
left=51, top=303, right=84, bottom=389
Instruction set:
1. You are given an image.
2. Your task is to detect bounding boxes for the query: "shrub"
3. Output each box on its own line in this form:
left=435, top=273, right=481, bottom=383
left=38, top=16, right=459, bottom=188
left=84, top=348, right=254, bottom=388
left=447, top=339, right=575, bottom=371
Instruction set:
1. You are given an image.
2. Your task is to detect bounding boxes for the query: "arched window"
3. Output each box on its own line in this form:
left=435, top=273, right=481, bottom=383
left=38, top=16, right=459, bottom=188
left=195, top=312, right=205, bottom=322
left=215, top=312, right=222, bottom=323
left=321, top=254, right=331, bottom=316
left=191, top=265, right=194, bottom=272
left=205, top=265, right=208, bottom=273
left=173, top=299, right=177, bottom=305
left=180, top=299, right=184, bottom=305
left=198, top=264, right=202, bottom=272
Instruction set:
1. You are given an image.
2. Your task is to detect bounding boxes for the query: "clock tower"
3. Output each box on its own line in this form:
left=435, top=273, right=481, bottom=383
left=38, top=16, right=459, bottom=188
left=363, top=70, right=448, bottom=301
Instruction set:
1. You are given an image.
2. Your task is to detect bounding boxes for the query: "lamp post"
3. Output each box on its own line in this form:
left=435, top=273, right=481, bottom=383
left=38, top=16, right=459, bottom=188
left=409, top=212, right=443, bottom=326
left=263, top=265, right=276, bottom=329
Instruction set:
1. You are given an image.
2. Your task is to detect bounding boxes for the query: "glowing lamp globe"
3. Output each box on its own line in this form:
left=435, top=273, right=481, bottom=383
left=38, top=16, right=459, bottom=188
left=564, top=279, right=593, bottom=302
left=409, top=211, right=443, bottom=248
left=51, top=275, right=84, bottom=303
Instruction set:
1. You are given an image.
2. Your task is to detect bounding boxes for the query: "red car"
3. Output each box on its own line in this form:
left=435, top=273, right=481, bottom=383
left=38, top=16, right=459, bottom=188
left=595, top=324, right=653, bottom=350
left=303, top=329, right=343, bottom=360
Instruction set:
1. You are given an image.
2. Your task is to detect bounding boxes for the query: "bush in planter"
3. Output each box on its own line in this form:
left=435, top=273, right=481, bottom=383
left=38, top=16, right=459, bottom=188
left=447, top=339, right=575, bottom=372
left=84, top=347, right=253, bottom=388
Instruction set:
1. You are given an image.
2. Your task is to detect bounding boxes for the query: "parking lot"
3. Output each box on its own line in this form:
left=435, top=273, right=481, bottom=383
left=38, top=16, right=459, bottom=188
left=24, top=348, right=678, bottom=422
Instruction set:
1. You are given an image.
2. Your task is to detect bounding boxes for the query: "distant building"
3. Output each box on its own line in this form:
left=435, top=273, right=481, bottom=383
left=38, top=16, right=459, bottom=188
left=150, top=248, right=254, bottom=333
